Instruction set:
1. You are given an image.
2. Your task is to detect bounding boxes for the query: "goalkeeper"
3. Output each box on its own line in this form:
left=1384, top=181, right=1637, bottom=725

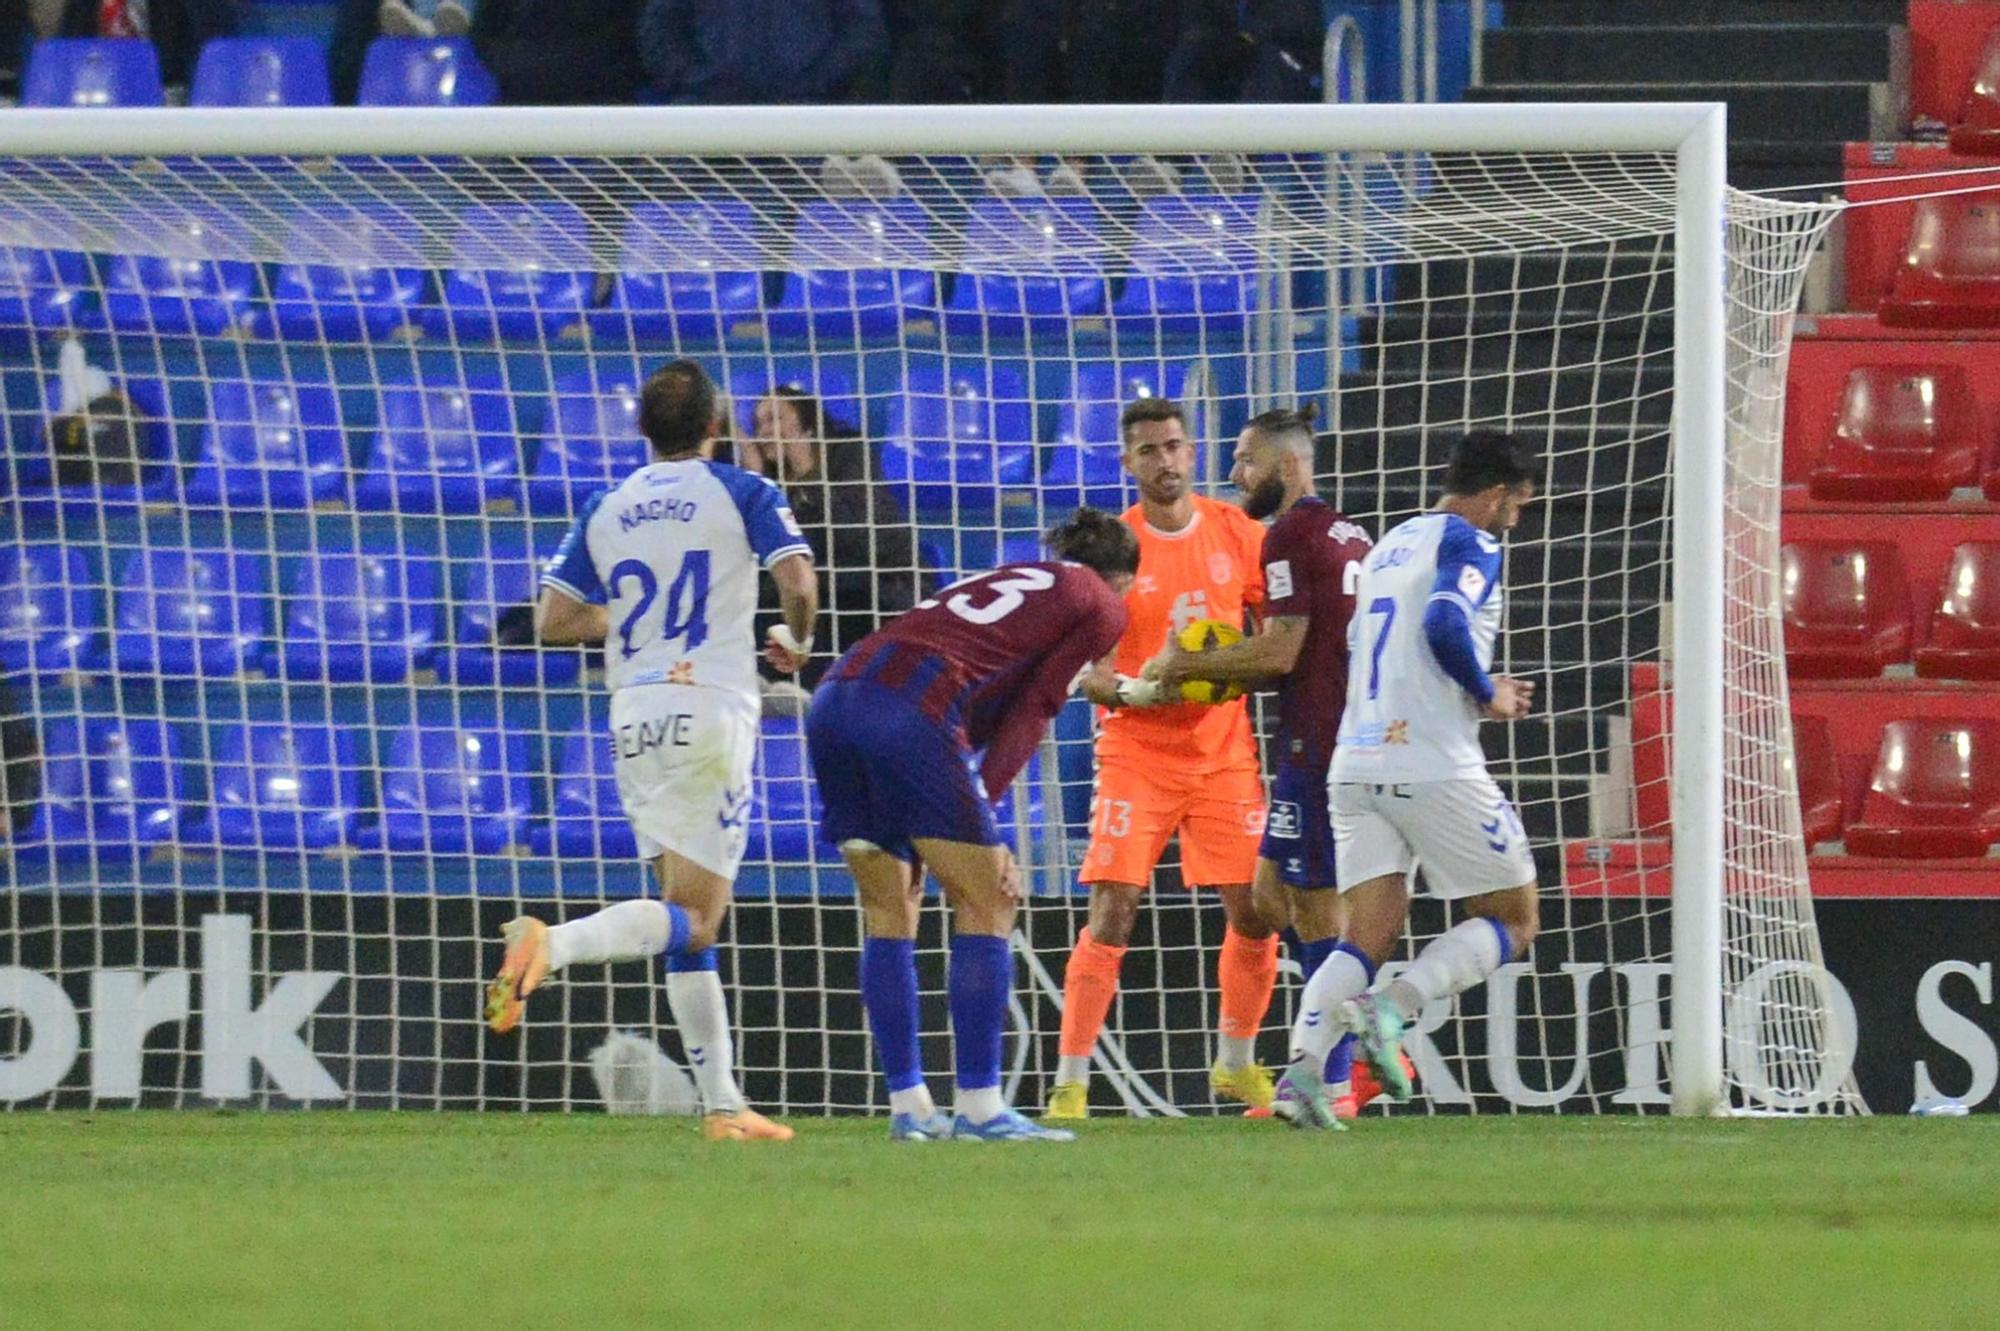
left=1046, top=396, right=1278, bottom=1120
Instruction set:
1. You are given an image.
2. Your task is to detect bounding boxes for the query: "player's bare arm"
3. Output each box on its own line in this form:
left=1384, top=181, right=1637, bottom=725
left=764, top=550, right=820, bottom=674
left=1485, top=676, right=1535, bottom=720
left=1145, top=613, right=1307, bottom=689
left=535, top=584, right=607, bottom=646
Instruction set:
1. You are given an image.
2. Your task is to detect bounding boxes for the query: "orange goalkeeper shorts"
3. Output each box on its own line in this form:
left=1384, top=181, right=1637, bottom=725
left=1080, top=752, right=1265, bottom=889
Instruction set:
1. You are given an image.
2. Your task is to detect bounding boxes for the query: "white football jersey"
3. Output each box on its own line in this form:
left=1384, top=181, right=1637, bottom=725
left=542, top=459, right=810, bottom=700
left=1331, top=511, right=1503, bottom=783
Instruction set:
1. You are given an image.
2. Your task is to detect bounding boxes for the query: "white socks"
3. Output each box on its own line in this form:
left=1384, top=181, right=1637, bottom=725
left=955, top=1086, right=1005, bottom=1123
left=889, top=1084, right=937, bottom=1120
left=667, top=970, right=745, bottom=1114
left=1216, top=1035, right=1255, bottom=1071
left=1289, top=946, right=1370, bottom=1068
left=1056, top=1054, right=1091, bottom=1086
left=545, top=899, right=671, bottom=973
left=1385, top=918, right=1508, bottom=1021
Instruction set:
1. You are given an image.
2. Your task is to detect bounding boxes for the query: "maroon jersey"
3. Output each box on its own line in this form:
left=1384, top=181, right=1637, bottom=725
left=1262, top=497, right=1372, bottom=772
left=824, top=562, right=1127, bottom=796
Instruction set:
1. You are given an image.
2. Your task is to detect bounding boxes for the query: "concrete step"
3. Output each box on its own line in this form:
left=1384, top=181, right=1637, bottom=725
left=1483, top=23, right=1901, bottom=86
left=1462, top=80, right=1893, bottom=145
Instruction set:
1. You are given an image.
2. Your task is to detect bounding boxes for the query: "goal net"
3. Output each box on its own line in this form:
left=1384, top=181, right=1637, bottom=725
left=0, top=105, right=1861, bottom=1116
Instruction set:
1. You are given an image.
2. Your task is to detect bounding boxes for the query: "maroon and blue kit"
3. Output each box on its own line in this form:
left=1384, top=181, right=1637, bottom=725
left=1258, top=497, right=1372, bottom=887
left=807, top=562, right=1127, bottom=862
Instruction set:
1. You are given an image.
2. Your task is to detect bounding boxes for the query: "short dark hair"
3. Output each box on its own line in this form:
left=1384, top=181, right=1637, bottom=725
left=1442, top=429, right=1538, bottom=496
left=1119, top=396, right=1185, bottom=445
left=1243, top=402, right=1318, bottom=454
left=639, top=359, right=718, bottom=458
left=1046, top=507, right=1140, bottom=578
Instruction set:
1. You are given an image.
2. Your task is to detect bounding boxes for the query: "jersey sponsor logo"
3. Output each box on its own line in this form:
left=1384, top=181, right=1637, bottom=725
left=1267, top=799, right=1301, bottom=840
left=618, top=495, right=700, bottom=531
left=1370, top=545, right=1415, bottom=572
left=1208, top=551, right=1234, bottom=585
left=614, top=713, right=695, bottom=757
left=1458, top=564, right=1488, bottom=601
left=1135, top=574, right=1159, bottom=595
left=1168, top=589, right=1209, bottom=635
left=1265, top=559, right=1294, bottom=600
left=1329, top=520, right=1371, bottom=546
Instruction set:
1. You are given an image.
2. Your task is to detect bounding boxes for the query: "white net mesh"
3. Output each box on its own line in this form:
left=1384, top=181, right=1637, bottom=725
left=0, top=129, right=1859, bottom=1114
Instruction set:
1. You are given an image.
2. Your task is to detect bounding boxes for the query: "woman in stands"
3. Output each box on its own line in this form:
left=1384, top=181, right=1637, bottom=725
left=741, top=388, right=931, bottom=695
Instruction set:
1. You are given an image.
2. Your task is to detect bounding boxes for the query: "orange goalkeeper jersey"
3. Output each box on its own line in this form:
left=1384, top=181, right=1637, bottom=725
left=1096, top=494, right=1266, bottom=770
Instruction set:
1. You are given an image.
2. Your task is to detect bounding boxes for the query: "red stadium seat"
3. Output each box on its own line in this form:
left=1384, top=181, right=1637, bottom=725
left=1949, top=24, right=2000, bottom=156
left=1916, top=542, right=2000, bottom=679
left=1880, top=194, right=2000, bottom=329
left=1804, top=364, right=1986, bottom=503
left=1844, top=718, right=2000, bottom=858
left=1791, top=714, right=1843, bottom=850
left=1779, top=540, right=1912, bottom=678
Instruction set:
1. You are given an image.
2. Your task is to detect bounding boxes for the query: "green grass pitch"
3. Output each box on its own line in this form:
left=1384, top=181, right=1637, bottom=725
left=4, top=1113, right=1995, bottom=1329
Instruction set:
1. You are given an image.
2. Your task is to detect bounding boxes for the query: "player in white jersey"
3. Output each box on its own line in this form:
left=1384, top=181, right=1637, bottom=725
left=483, top=360, right=819, bottom=1143
left=1275, top=430, right=1541, bottom=1130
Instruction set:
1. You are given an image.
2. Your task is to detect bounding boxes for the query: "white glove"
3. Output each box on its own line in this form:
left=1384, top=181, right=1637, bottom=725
left=1114, top=674, right=1167, bottom=708
left=766, top=625, right=814, bottom=659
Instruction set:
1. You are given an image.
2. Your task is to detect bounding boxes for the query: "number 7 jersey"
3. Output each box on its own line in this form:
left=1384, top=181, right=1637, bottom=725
left=1333, top=511, right=1504, bottom=783
left=541, top=458, right=811, bottom=701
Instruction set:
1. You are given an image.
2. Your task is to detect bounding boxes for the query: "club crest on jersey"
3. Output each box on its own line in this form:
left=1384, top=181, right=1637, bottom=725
left=667, top=661, right=694, bottom=686
left=1243, top=806, right=1267, bottom=836
left=1268, top=800, right=1301, bottom=840
left=1385, top=719, right=1410, bottom=745
left=1208, top=552, right=1233, bottom=585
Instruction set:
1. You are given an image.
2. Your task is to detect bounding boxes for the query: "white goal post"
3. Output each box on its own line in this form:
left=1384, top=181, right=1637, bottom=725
left=0, top=102, right=1856, bottom=1117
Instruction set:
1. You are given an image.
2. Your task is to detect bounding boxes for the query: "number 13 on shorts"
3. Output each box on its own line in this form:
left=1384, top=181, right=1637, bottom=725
left=1092, top=796, right=1133, bottom=839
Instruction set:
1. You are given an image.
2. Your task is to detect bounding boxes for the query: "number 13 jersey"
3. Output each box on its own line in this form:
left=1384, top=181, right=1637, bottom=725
left=542, top=459, right=811, bottom=701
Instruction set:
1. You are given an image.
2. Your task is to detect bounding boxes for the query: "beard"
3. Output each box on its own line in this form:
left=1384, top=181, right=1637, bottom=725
left=1241, top=472, right=1287, bottom=520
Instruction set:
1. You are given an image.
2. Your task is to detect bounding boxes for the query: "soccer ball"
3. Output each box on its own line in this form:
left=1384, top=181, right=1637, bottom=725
left=1176, top=618, right=1246, bottom=704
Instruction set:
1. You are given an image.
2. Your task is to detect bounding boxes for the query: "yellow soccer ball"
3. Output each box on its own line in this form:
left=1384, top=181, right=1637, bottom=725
left=1176, top=618, right=1246, bottom=704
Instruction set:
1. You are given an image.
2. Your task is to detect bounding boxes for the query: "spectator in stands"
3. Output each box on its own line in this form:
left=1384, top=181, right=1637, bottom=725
left=35, top=0, right=237, bottom=89
left=639, top=0, right=887, bottom=105
left=44, top=339, right=141, bottom=490
left=1164, top=0, right=1322, bottom=102
left=0, top=680, right=38, bottom=840
left=470, top=0, right=645, bottom=104
left=740, top=388, right=928, bottom=693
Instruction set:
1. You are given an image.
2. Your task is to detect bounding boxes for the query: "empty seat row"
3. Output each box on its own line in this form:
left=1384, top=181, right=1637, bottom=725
left=0, top=194, right=1265, bottom=344
left=1782, top=539, right=2000, bottom=680
left=1795, top=714, right=2000, bottom=859
left=21, top=711, right=1039, bottom=862
left=0, top=541, right=571, bottom=685
left=6, top=359, right=1183, bottom=516
left=1881, top=193, right=2000, bottom=332
left=25, top=35, right=494, bottom=109
left=1800, top=364, right=1999, bottom=504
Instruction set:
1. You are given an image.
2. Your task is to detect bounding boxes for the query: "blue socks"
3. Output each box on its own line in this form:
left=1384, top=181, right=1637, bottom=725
left=665, top=944, right=716, bottom=973
left=861, top=936, right=924, bottom=1093
left=948, top=933, right=1011, bottom=1092
left=1294, top=937, right=1354, bottom=1086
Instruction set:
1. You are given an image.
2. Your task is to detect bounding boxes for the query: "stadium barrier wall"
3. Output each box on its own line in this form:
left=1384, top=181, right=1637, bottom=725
left=0, top=890, right=1984, bottom=1114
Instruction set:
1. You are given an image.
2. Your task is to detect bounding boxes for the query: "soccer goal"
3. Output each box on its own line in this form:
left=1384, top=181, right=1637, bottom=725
left=0, top=103, right=1859, bottom=1117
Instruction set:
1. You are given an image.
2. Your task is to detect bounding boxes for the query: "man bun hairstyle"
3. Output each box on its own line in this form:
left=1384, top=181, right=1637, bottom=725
left=1118, top=395, right=1186, bottom=444
left=1243, top=401, right=1318, bottom=454
left=1442, top=428, right=1538, bottom=496
left=1046, top=506, right=1141, bottom=578
left=640, top=358, right=718, bottom=458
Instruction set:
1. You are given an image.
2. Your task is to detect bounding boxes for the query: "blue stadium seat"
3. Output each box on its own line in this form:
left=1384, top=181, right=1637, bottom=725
left=13, top=715, right=182, bottom=856
left=110, top=547, right=270, bottom=677
left=529, top=731, right=637, bottom=859
left=359, top=724, right=530, bottom=854
left=879, top=360, right=1035, bottom=514
left=439, top=536, right=584, bottom=687
left=944, top=197, right=1107, bottom=334
left=525, top=366, right=648, bottom=515
left=768, top=198, right=936, bottom=337
left=356, top=36, right=496, bottom=107
left=1042, top=360, right=1197, bottom=511
left=191, top=36, right=331, bottom=106
left=185, top=720, right=359, bottom=850
left=0, top=545, right=99, bottom=676
left=271, top=549, right=440, bottom=683
left=353, top=374, right=523, bottom=514
left=270, top=207, right=427, bottom=342
left=726, top=360, right=862, bottom=442
left=23, top=38, right=163, bottom=107
left=748, top=715, right=823, bottom=862
left=184, top=379, right=345, bottom=510
left=423, top=202, right=594, bottom=343
left=16, top=375, right=176, bottom=503
left=591, top=200, right=765, bottom=343
left=1112, top=193, right=1262, bottom=332
left=100, top=213, right=260, bottom=337
left=0, top=207, right=98, bottom=332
